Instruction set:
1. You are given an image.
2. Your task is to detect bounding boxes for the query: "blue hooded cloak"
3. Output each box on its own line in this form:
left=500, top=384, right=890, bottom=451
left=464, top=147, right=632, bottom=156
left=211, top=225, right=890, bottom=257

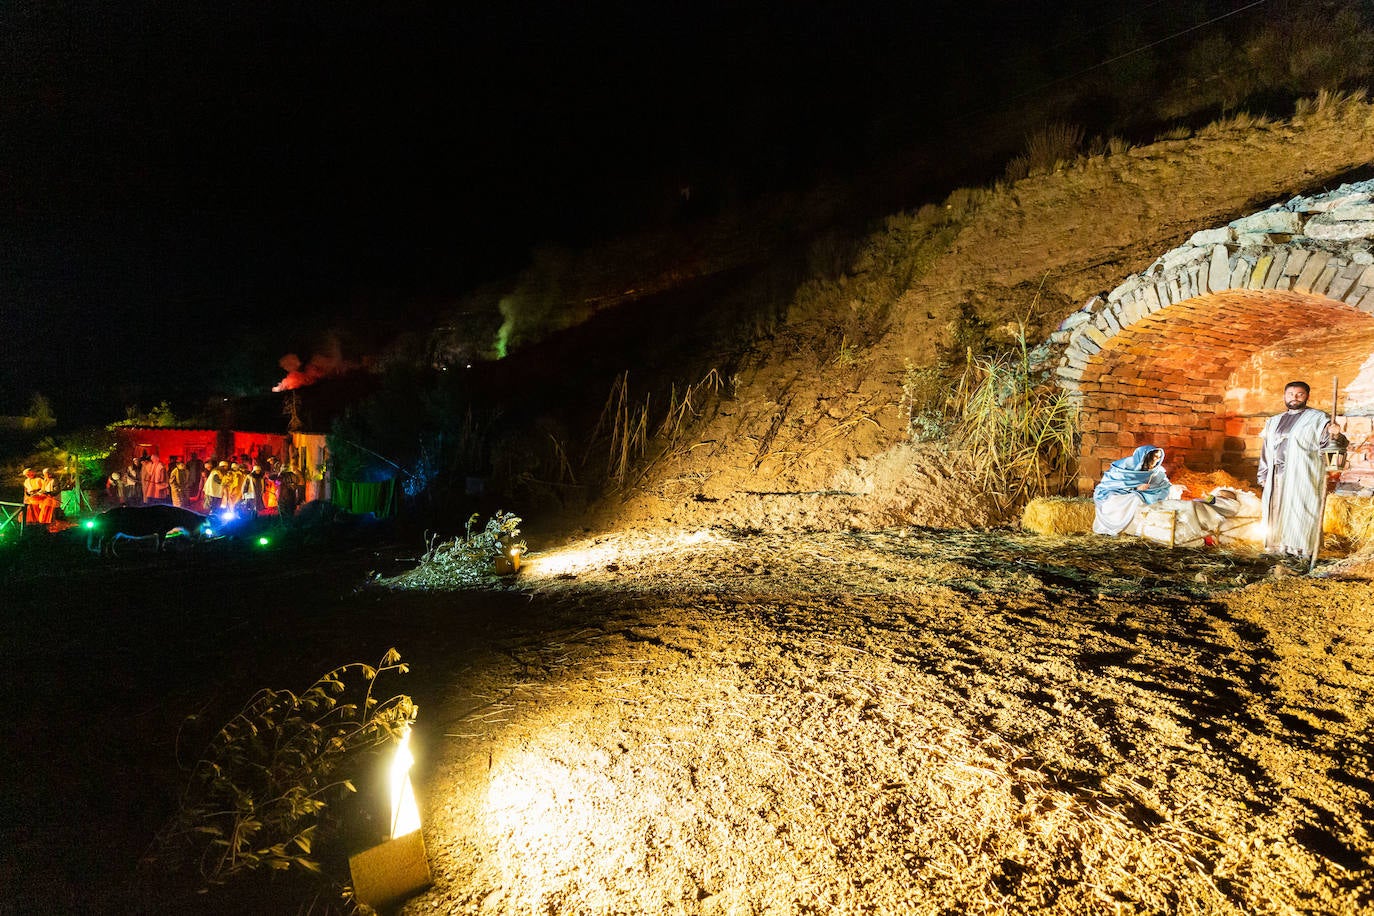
left=1093, top=445, right=1170, bottom=505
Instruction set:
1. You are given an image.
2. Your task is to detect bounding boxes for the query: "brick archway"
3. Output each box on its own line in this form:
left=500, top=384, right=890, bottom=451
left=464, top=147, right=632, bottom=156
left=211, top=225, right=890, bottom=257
left=1046, top=181, right=1374, bottom=494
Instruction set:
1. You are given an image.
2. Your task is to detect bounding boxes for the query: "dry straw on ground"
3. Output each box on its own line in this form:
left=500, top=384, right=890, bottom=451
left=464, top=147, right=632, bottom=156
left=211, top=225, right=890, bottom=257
left=1325, top=495, right=1374, bottom=553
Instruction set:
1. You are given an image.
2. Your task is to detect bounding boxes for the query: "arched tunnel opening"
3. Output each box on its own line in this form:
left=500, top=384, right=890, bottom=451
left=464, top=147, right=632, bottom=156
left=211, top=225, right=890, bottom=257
left=1072, top=289, right=1374, bottom=494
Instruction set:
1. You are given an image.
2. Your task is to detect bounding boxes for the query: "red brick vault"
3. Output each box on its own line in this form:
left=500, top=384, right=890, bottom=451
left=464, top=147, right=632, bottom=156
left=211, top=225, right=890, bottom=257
left=1046, top=182, right=1374, bottom=495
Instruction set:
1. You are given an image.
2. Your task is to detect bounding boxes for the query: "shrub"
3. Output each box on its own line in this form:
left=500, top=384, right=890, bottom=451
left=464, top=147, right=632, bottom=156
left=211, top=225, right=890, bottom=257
left=382, top=511, right=526, bottom=589
left=145, top=650, right=416, bottom=891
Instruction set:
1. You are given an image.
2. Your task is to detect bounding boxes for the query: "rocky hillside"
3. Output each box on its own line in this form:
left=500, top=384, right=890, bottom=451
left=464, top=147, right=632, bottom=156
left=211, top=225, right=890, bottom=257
left=581, top=98, right=1374, bottom=535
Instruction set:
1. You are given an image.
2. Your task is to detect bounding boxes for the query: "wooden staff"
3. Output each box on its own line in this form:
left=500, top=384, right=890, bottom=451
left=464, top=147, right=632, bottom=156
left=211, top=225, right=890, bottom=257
left=1308, top=374, right=1338, bottom=573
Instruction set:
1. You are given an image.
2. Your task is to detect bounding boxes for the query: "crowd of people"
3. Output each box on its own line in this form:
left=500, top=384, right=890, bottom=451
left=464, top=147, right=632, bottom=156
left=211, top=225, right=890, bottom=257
left=105, top=453, right=304, bottom=520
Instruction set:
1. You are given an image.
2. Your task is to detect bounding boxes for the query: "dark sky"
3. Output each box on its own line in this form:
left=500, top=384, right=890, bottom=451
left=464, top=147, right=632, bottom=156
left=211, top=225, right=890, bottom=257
left=1, top=1, right=1255, bottom=421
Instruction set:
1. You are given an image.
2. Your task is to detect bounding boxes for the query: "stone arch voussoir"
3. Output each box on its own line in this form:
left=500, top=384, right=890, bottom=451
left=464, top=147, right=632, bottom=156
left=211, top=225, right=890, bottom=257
left=1041, top=180, right=1374, bottom=494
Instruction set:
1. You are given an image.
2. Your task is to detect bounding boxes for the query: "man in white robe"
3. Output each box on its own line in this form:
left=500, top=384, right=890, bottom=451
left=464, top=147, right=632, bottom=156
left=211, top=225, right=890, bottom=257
left=1257, top=380, right=1341, bottom=560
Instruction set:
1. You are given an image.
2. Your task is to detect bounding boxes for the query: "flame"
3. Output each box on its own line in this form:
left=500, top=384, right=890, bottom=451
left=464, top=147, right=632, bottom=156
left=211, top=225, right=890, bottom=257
left=390, top=724, right=422, bottom=838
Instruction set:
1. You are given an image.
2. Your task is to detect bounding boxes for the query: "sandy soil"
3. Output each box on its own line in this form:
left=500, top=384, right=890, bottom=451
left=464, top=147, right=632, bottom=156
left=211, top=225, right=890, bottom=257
left=396, top=528, right=1374, bottom=916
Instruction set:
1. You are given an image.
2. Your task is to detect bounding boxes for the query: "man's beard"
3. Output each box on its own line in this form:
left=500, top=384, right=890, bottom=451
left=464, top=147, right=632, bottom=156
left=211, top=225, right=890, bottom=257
left=1285, top=400, right=1306, bottom=410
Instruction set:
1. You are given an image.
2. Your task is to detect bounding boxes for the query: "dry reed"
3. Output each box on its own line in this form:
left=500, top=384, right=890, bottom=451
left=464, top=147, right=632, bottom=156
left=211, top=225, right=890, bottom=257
left=952, top=339, right=1078, bottom=515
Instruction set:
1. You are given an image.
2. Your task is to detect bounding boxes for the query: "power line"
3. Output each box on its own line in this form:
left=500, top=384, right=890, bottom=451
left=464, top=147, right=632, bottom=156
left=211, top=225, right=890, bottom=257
left=1038, top=0, right=1182, bottom=55
left=995, top=0, right=1269, bottom=110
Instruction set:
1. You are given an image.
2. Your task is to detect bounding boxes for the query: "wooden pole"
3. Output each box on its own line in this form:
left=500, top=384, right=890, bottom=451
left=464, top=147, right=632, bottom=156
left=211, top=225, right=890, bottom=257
left=1308, top=375, right=1338, bottom=573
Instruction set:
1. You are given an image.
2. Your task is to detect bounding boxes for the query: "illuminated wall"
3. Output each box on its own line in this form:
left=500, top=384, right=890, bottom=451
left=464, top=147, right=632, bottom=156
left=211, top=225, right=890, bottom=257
left=115, top=427, right=220, bottom=465
left=1070, top=290, right=1374, bottom=491
left=1046, top=182, right=1374, bottom=494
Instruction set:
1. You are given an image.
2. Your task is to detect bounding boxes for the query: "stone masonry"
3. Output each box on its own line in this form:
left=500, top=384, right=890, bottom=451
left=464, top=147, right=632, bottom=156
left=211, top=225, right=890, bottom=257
left=1042, top=181, right=1374, bottom=494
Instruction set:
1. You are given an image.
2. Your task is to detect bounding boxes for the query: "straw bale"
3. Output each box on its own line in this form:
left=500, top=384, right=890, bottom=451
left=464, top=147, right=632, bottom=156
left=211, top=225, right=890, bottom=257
left=1325, top=494, right=1374, bottom=551
left=1021, top=497, right=1095, bottom=536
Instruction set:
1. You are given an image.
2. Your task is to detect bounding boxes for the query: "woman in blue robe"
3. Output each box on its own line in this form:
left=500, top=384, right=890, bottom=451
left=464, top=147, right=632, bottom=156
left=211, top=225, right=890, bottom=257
left=1092, top=445, right=1171, bottom=536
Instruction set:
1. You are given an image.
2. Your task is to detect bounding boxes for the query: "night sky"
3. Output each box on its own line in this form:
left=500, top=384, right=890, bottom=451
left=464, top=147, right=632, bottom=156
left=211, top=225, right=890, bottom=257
left=2, top=1, right=1267, bottom=422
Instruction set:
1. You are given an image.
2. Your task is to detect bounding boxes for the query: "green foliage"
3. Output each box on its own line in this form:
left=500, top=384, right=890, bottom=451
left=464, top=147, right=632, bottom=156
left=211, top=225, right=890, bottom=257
left=461, top=510, right=524, bottom=558
left=386, top=511, right=526, bottom=588
left=147, top=650, right=416, bottom=890
left=24, top=428, right=116, bottom=489
left=951, top=337, right=1078, bottom=515
left=112, top=400, right=180, bottom=428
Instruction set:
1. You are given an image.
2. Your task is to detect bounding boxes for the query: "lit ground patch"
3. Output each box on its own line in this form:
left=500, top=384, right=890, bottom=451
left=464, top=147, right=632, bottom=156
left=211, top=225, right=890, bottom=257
left=402, top=530, right=1374, bottom=915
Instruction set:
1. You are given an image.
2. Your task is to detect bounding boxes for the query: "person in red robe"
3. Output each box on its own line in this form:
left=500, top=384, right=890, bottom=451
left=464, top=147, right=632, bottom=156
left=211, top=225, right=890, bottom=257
left=142, top=453, right=170, bottom=504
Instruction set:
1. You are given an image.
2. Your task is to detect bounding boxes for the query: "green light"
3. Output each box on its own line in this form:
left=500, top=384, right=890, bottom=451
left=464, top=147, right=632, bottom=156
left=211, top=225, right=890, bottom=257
left=257, top=536, right=270, bottom=546
left=84, top=519, right=96, bottom=529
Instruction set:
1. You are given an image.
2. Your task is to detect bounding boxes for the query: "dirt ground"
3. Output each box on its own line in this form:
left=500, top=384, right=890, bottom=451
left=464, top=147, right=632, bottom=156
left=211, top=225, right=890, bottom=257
left=4, top=521, right=1372, bottom=915
left=397, top=528, right=1374, bottom=916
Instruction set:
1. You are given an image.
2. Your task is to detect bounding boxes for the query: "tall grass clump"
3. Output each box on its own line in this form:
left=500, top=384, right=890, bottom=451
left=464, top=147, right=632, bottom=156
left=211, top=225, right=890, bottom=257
left=1107, top=136, right=1133, bottom=156
left=1024, top=121, right=1085, bottom=173
left=1294, top=86, right=1368, bottom=119
left=951, top=336, right=1078, bottom=515
left=1200, top=110, right=1271, bottom=135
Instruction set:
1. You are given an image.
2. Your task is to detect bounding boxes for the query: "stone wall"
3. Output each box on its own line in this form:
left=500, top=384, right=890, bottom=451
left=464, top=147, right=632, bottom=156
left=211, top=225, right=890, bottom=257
left=1044, top=181, right=1374, bottom=494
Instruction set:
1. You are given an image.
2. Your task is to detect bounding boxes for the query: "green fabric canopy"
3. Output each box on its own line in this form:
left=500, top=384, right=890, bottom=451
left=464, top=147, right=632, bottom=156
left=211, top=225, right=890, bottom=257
left=331, top=479, right=397, bottom=517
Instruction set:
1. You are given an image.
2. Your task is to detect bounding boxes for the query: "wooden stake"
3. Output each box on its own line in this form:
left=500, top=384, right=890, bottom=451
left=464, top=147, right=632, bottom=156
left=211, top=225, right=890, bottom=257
left=1309, top=374, right=1339, bottom=573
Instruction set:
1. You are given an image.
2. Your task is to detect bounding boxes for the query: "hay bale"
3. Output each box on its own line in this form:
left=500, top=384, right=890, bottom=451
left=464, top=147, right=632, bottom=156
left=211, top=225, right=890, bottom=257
left=1021, top=497, right=1095, bottom=536
left=1325, top=495, right=1374, bottom=552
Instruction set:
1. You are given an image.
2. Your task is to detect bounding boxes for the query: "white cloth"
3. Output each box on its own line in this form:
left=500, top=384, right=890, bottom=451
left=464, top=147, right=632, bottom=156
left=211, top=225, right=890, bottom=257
left=1137, top=492, right=1246, bottom=547
left=1093, top=492, right=1147, bottom=536
left=203, top=470, right=224, bottom=500
left=1259, top=407, right=1330, bottom=557
left=1214, top=490, right=1264, bottom=547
